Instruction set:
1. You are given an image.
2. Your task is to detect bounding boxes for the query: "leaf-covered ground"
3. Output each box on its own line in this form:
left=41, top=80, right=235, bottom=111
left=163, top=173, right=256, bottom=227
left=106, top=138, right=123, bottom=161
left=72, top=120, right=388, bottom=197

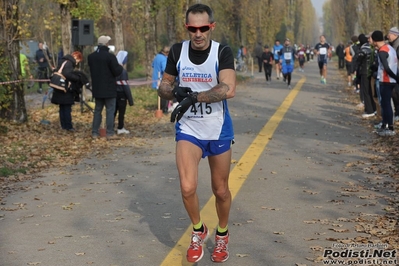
left=0, top=87, right=171, bottom=200
left=301, top=79, right=399, bottom=263
left=1, top=80, right=398, bottom=264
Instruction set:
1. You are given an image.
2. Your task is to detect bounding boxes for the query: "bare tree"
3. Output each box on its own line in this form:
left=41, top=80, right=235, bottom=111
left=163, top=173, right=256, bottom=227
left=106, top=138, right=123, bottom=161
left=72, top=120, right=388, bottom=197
left=0, top=0, right=27, bottom=122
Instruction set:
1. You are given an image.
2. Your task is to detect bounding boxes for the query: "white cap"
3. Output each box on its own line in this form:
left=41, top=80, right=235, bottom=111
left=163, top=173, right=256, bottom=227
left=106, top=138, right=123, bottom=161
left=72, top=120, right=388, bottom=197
left=98, top=35, right=111, bottom=45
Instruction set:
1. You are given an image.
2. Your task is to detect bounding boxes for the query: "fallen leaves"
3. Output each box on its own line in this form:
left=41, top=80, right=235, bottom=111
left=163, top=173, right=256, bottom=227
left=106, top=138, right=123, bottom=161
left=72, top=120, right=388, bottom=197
left=0, top=97, right=170, bottom=202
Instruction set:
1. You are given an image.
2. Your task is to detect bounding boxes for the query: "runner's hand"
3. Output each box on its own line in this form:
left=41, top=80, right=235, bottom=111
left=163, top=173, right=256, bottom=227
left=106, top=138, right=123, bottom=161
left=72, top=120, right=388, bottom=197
left=170, top=92, right=198, bottom=123
left=172, top=86, right=192, bottom=102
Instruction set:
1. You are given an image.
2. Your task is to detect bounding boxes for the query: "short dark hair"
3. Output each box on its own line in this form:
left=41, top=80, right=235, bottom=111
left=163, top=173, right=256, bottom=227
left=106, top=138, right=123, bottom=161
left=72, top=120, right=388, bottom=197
left=186, top=4, right=214, bottom=24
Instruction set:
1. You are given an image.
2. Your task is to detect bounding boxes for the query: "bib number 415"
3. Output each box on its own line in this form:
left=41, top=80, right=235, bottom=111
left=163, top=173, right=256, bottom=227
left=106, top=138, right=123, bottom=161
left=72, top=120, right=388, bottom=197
left=190, top=102, right=212, bottom=115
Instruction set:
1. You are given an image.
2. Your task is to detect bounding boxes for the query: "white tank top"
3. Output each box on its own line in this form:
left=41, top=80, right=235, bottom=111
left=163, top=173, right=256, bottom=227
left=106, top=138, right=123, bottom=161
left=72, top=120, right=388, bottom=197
left=176, top=40, right=233, bottom=140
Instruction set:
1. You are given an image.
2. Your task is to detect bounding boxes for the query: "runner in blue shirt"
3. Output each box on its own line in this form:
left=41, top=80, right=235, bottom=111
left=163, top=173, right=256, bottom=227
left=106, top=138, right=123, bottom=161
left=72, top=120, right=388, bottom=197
left=273, top=40, right=283, bottom=80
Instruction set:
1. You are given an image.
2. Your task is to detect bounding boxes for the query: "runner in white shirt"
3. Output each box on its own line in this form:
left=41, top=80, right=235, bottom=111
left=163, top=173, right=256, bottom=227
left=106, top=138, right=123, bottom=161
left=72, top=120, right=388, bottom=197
left=158, top=3, right=235, bottom=263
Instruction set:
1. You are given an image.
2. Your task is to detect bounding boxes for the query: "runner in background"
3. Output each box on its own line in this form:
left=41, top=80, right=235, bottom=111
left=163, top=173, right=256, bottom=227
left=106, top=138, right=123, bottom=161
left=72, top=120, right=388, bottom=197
left=314, top=35, right=330, bottom=84
left=296, top=44, right=306, bottom=72
left=273, top=40, right=283, bottom=80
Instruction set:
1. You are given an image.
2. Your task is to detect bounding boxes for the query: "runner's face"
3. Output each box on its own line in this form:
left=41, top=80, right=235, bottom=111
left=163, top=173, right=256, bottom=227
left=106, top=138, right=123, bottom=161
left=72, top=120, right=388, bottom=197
left=320, top=36, right=325, bottom=43
left=186, top=12, right=214, bottom=51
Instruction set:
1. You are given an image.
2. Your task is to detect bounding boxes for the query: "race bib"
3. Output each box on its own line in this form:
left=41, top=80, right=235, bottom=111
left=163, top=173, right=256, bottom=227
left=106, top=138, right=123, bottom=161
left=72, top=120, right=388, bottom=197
left=275, top=50, right=279, bottom=55
left=306, top=49, right=310, bottom=53
left=186, top=102, right=219, bottom=118
left=299, top=51, right=304, bottom=55
left=319, top=47, right=327, bottom=55
left=284, top=52, right=292, bottom=60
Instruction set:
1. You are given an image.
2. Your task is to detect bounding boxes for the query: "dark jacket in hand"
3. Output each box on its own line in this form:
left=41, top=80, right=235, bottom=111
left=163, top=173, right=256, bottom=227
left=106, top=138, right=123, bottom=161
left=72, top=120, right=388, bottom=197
left=51, top=54, right=84, bottom=105
left=88, top=45, right=124, bottom=99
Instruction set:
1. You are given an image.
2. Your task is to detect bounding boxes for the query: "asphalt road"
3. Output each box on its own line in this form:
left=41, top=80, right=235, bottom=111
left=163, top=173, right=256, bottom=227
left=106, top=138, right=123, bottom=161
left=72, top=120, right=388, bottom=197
left=1, top=60, right=396, bottom=266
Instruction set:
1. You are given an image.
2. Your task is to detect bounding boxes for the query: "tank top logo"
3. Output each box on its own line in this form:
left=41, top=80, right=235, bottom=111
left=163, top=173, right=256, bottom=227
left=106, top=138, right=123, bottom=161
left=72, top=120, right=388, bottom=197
left=181, top=72, right=213, bottom=83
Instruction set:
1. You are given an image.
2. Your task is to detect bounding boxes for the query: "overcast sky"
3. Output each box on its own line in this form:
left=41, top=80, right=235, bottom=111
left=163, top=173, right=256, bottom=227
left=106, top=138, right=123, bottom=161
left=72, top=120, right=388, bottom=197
left=311, top=0, right=327, bottom=17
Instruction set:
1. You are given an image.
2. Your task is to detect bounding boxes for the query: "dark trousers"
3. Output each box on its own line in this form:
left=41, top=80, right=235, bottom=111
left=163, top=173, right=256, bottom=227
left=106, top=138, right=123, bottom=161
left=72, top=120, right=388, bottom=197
left=257, top=56, right=262, bottom=72
left=338, top=57, right=345, bottom=69
left=380, top=83, right=395, bottom=127
left=92, top=97, right=116, bottom=136
left=37, top=67, right=48, bottom=89
left=114, top=93, right=127, bottom=129
left=360, top=75, right=375, bottom=114
left=263, top=64, right=272, bottom=81
left=391, top=84, right=399, bottom=116
left=283, top=73, right=292, bottom=85
left=59, top=104, right=73, bottom=130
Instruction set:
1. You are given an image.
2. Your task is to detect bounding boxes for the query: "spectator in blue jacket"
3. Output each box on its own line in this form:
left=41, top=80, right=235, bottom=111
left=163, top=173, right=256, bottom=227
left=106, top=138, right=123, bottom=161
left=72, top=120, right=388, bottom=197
left=152, top=46, right=170, bottom=113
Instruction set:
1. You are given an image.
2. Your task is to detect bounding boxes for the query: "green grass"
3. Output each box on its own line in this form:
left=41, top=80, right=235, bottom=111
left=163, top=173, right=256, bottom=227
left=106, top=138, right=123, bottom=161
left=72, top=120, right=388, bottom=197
left=0, top=167, right=27, bottom=177
left=128, top=65, right=147, bottom=79
left=129, top=86, right=158, bottom=116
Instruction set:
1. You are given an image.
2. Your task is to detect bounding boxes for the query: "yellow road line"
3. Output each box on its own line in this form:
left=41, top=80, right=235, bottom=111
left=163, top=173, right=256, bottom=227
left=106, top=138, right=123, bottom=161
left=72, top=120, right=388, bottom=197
left=161, top=76, right=306, bottom=265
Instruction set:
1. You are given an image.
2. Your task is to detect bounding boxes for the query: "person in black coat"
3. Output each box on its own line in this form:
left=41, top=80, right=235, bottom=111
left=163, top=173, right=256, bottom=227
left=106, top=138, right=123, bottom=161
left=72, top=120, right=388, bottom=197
left=335, top=42, right=345, bottom=69
left=51, top=51, right=87, bottom=131
left=88, top=35, right=124, bottom=139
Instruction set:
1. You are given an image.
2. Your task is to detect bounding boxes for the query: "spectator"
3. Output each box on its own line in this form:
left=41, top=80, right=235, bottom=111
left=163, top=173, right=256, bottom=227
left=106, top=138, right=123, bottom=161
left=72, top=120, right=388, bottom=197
left=88, top=35, right=124, bottom=140
left=350, top=35, right=361, bottom=94
left=35, top=42, right=53, bottom=94
left=368, top=33, right=382, bottom=120
left=336, top=42, right=345, bottom=69
left=51, top=51, right=88, bottom=131
left=152, top=46, right=170, bottom=113
left=115, top=51, right=134, bottom=135
left=372, top=30, right=398, bottom=136
left=20, top=53, right=33, bottom=89
left=344, top=41, right=353, bottom=87
left=387, top=27, right=399, bottom=121
left=355, top=34, right=375, bottom=118
left=254, top=41, right=263, bottom=72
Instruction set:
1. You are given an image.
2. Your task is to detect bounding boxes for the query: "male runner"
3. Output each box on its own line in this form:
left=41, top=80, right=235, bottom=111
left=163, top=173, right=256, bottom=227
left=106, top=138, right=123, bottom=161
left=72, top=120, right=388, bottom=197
left=158, top=3, right=236, bottom=263
left=279, top=38, right=296, bottom=89
left=273, top=39, right=283, bottom=80
left=314, top=35, right=330, bottom=84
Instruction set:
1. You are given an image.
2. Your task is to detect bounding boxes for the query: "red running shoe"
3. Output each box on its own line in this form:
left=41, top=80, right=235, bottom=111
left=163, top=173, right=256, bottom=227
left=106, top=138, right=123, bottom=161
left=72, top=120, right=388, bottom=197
left=211, top=233, right=229, bottom=263
left=186, top=224, right=209, bottom=263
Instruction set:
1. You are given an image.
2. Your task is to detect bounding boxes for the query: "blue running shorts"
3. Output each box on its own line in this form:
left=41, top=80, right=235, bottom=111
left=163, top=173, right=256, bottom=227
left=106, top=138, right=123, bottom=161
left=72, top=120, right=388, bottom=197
left=176, top=133, right=232, bottom=158
left=282, top=64, right=293, bottom=74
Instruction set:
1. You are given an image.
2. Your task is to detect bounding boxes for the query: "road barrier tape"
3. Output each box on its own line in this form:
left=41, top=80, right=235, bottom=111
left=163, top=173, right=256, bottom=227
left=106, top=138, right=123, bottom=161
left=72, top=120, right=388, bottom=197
left=0, top=78, right=158, bottom=86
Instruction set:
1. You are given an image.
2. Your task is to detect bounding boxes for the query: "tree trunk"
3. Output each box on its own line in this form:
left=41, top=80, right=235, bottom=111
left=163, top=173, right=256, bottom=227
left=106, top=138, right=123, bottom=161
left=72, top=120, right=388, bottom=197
left=111, top=0, right=124, bottom=54
left=143, top=0, right=156, bottom=80
left=60, top=4, right=72, bottom=54
left=0, top=0, right=27, bottom=122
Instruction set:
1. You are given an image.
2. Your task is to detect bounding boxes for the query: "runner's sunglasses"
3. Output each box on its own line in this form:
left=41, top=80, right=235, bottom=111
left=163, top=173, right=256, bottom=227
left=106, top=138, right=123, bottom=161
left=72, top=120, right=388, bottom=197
left=185, top=24, right=214, bottom=33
